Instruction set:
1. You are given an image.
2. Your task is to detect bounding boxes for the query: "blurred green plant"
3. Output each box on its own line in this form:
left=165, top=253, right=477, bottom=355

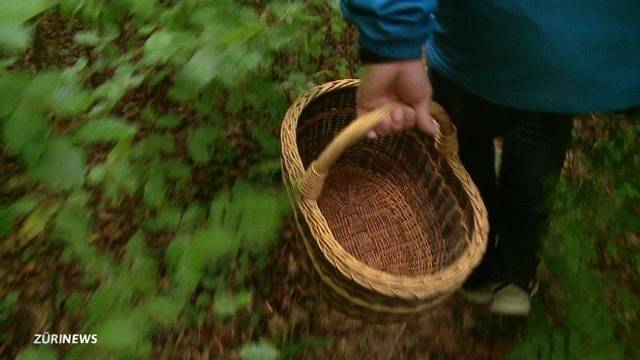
left=507, top=115, right=640, bottom=359
left=2, top=0, right=352, bottom=358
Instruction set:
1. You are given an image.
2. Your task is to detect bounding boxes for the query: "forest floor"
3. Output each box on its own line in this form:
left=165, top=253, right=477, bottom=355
left=2, top=8, right=637, bottom=360
left=0, top=12, right=523, bottom=360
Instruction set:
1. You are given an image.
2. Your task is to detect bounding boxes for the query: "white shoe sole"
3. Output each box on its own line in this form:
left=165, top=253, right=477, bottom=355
left=489, top=284, right=532, bottom=316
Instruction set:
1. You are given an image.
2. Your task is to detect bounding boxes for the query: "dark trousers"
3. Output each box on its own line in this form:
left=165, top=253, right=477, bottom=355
left=430, top=70, right=573, bottom=288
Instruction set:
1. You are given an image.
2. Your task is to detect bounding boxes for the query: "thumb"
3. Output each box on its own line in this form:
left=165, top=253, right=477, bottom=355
left=414, top=100, right=438, bottom=136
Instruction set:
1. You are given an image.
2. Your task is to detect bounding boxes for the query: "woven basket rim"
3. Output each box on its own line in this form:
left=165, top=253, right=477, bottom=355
left=280, top=79, right=489, bottom=300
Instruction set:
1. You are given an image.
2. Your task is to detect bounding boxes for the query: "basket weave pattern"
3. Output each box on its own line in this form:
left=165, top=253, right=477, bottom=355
left=281, top=80, right=488, bottom=317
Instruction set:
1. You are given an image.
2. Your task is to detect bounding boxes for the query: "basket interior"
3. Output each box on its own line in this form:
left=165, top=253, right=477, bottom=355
left=296, top=86, right=476, bottom=276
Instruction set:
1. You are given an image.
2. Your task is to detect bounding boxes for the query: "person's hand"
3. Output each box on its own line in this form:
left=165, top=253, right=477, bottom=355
left=357, top=60, right=438, bottom=139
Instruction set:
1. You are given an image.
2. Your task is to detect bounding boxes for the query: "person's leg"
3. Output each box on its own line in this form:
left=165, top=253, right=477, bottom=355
left=429, top=70, right=502, bottom=287
left=494, top=110, right=573, bottom=289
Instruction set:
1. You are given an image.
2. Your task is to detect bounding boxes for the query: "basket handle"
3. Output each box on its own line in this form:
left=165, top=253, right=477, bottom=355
left=299, top=101, right=458, bottom=200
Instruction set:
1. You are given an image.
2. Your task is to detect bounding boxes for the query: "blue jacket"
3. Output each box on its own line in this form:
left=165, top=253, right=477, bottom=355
left=341, top=1, right=640, bottom=113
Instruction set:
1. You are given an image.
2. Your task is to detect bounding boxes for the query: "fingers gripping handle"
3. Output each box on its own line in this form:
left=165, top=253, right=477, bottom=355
left=299, top=101, right=457, bottom=200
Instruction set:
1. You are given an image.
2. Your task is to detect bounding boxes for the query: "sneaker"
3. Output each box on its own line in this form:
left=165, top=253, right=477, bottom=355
left=489, top=284, right=534, bottom=316
left=461, top=283, right=501, bottom=305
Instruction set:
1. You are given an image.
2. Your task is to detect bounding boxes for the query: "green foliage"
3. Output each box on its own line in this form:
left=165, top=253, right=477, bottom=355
left=143, top=171, right=167, bottom=208
left=73, top=31, right=101, bottom=46
left=240, top=340, right=280, bottom=360
left=0, top=0, right=55, bottom=23
left=0, top=24, right=30, bottom=51
left=74, top=118, right=137, bottom=144
left=214, top=290, right=252, bottom=318
left=95, top=314, right=145, bottom=351
left=0, top=193, right=37, bottom=237
left=88, top=139, right=142, bottom=200
left=0, top=0, right=349, bottom=357
left=16, top=346, right=58, bottom=360
left=0, top=207, right=12, bottom=236
left=31, top=138, right=86, bottom=191
left=155, top=114, right=182, bottom=129
left=508, top=117, right=640, bottom=359
left=0, top=73, right=30, bottom=117
left=3, top=104, right=48, bottom=164
left=187, top=125, right=220, bottom=163
left=0, top=291, right=19, bottom=324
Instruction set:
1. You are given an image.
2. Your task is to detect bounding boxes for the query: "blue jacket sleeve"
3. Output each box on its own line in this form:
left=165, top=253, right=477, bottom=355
left=341, top=0, right=438, bottom=60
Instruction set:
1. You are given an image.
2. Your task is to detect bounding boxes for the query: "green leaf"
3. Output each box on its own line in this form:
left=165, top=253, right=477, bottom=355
left=209, top=45, right=265, bottom=87
left=130, top=255, right=158, bottom=294
left=163, top=160, right=191, bottom=180
left=202, top=228, right=239, bottom=259
left=87, top=164, right=106, bottom=185
left=74, top=118, right=137, bottom=144
left=155, top=114, right=182, bottom=129
left=143, top=172, right=167, bottom=208
left=166, top=233, right=190, bottom=272
left=91, top=64, right=143, bottom=113
left=48, top=80, right=91, bottom=116
left=173, top=46, right=218, bottom=97
left=172, top=42, right=264, bottom=99
left=16, top=346, right=58, bottom=360
left=124, top=0, right=154, bottom=20
left=180, top=203, right=205, bottom=229
left=86, top=288, right=119, bottom=325
left=0, top=72, right=30, bottom=117
left=32, top=138, right=86, bottom=191
left=232, top=184, right=286, bottom=251
left=59, top=0, right=81, bottom=16
left=0, top=207, right=13, bottom=237
left=144, top=296, right=182, bottom=326
left=0, top=0, right=55, bottom=23
left=123, top=232, right=145, bottom=266
left=131, top=134, right=175, bottom=159
left=105, top=161, right=141, bottom=198
left=2, top=104, right=47, bottom=164
left=145, top=206, right=181, bottom=233
left=141, top=105, right=156, bottom=123
left=96, top=314, right=143, bottom=350
left=73, top=31, right=100, bottom=46
left=64, top=293, right=83, bottom=315
left=53, top=195, right=91, bottom=244
left=209, top=191, right=231, bottom=225
left=248, top=160, right=281, bottom=178
left=64, top=58, right=89, bottom=78
left=240, top=340, right=280, bottom=360
left=0, top=291, right=19, bottom=322
left=24, top=72, right=60, bottom=101
left=10, top=196, right=41, bottom=217
left=196, top=293, right=211, bottom=308
left=173, top=244, right=206, bottom=300
left=137, top=24, right=156, bottom=36
left=142, top=30, right=177, bottom=65
left=187, top=125, right=220, bottom=163
left=23, top=71, right=90, bottom=116
left=214, top=290, right=252, bottom=318
left=0, top=23, right=30, bottom=52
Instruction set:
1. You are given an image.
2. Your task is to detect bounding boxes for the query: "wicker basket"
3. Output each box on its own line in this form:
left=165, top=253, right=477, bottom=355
left=281, top=79, right=488, bottom=320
